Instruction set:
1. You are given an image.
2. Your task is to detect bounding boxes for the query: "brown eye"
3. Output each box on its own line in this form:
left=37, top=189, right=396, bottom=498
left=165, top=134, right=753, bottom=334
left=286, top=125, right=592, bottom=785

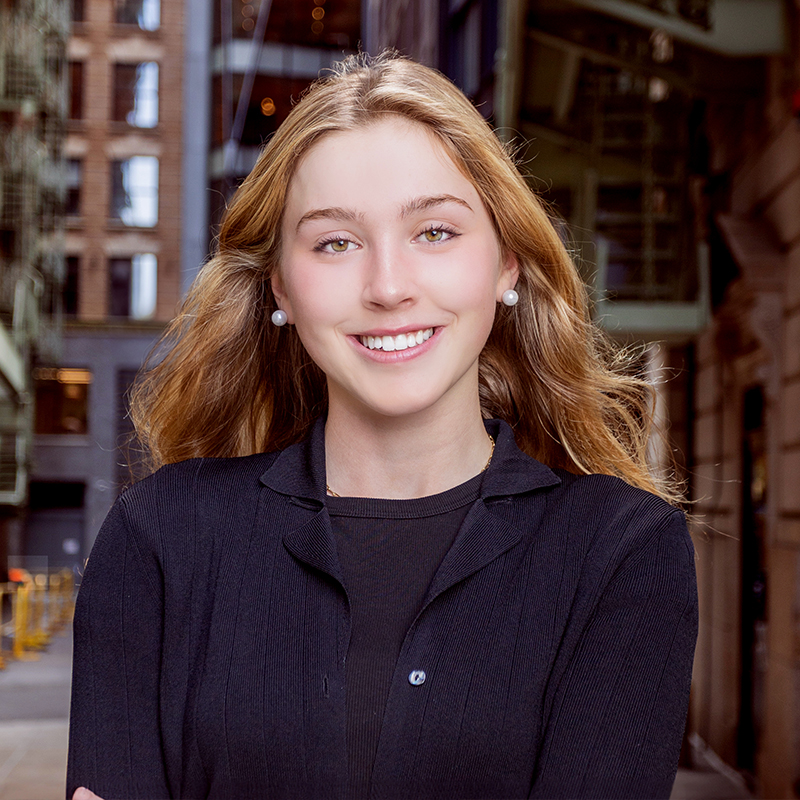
left=331, top=239, right=349, bottom=252
left=424, top=229, right=443, bottom=242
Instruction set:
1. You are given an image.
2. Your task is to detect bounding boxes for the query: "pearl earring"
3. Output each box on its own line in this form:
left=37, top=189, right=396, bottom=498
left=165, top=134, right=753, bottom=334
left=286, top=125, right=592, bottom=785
left=502, top=289, right=519, bottom=307
left=271, top=309, right=288, bottom=326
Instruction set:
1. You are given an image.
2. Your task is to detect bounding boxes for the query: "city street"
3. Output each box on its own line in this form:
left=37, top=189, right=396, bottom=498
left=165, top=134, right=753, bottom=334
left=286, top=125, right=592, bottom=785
left=0, top=631, right=71, bottom=800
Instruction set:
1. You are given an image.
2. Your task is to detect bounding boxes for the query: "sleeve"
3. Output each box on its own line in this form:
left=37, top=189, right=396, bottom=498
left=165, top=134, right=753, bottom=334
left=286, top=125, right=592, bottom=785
left=67, top=496, right=171, bottom=800
left=529, top=509, right=698, bottom=799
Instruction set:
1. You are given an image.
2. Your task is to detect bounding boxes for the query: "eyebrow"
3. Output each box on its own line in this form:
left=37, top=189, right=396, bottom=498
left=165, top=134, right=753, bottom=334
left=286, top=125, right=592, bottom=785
left=294, top=194, right=473, bottom=233
left=295, top=206, right=365, bottom=232
left=399, top=194, right=473, bottom=218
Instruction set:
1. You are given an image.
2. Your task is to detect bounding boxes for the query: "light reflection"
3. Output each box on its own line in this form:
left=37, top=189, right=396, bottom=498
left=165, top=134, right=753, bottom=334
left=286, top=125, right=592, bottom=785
left=131, top=253, right=157, bottom=319
left=129, top=62, right=158, bottom=128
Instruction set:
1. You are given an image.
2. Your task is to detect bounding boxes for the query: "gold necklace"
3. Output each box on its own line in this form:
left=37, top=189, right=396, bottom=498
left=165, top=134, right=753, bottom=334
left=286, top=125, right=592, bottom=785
left=325, top=434, right=495, bottom=498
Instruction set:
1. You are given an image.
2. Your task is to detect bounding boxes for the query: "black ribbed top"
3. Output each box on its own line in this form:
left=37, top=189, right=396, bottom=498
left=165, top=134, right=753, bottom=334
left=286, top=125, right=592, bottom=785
left=327, top=474, right=483, bottom=799
left=67, top=417, right=698, bottom=800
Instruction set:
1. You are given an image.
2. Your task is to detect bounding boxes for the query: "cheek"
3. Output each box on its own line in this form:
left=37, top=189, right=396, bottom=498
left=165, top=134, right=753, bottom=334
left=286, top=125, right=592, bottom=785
left=433, top=249, right=502, bottom=319
left=281, top=260, right=352, bottom=340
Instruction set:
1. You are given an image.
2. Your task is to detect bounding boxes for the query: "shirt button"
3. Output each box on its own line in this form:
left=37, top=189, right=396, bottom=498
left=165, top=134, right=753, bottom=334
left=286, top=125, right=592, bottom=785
left=408, top=669, right=426, bottom=686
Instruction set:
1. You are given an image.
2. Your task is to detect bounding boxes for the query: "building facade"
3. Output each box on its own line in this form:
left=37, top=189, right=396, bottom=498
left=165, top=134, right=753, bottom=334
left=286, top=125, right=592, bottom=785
left=691, top=12, right=800, bottom=794
left=28, top=0, right=185, bottom=573
left=0, top=0, right=69, bottom=579
left=205, top=0, right=360, bottom=233
left=368, top=0, right=800, bottom=795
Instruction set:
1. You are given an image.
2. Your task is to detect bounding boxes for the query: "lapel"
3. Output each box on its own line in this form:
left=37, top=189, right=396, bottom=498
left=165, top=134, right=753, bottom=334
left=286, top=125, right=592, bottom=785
left=258, top=416, right=561, bottom=596
left=426, top=419, right=561, bottom=603
left=259, top=418, right=344, bottom=585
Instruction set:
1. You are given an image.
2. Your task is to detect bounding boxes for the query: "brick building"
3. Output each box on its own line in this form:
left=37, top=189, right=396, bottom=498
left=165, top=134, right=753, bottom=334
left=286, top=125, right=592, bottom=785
left=0, top=0, right=69, bottom=578
left=28, top=0, right=185, bottom=572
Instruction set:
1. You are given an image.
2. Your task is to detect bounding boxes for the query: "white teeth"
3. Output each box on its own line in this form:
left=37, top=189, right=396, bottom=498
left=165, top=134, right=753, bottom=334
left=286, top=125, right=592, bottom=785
left=359, top=328, right=434, bottom=351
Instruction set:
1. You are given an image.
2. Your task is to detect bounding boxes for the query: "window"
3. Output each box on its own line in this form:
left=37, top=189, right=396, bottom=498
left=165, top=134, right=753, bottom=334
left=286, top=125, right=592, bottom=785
left=115, top=0, right=160, bottom=30
left=64, top=256, right=79, bottom=316
left=108, top=254, right=157, bottom=319
left=66, top=159, right=82, bottom=216
left=68, top=61, right=84, bottom=120
left=444, top=0, right=498, bottom=111
left=33, top=368, right=92, bottom=435
left=109, top=156, right=159, bottom=227
left=71, top=0, right=85, bottom=22
left=213, top=0, right=359, bottom=47
left=113, top=63, right=158, bottom=128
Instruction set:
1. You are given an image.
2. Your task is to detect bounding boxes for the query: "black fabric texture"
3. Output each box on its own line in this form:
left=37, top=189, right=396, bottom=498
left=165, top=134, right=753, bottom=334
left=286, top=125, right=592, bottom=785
left=67, top=417, right=698, bottom=800
left=327, top=475, right=482, bottom=798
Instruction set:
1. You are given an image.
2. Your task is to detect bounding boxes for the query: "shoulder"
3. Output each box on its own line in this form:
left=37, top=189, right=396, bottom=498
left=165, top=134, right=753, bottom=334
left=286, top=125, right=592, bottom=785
left=524, top=470, right=696, bottom=623
left=550, top=468, right=681, bottom=525
left=120, top=450, right=281, bottom=509
left=528, top=466, right=691, bottom=569
left=84, top=451, right=289, bottom=589
left=107, top=451, right=283, bottom=553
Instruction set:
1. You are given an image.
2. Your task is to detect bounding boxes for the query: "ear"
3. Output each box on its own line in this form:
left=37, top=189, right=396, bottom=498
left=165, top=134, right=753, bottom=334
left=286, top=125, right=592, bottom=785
left=270, top=272, right=294, bottom=324
left=496, top=250, right=520, bottom=302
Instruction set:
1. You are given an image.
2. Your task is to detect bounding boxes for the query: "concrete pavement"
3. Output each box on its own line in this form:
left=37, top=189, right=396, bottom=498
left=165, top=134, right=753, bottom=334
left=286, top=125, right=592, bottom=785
left=0, top=629, right=71, bottom=800
left=0, top=626, right=754, bottom=800
left=671, top=737, right=754, bottom=800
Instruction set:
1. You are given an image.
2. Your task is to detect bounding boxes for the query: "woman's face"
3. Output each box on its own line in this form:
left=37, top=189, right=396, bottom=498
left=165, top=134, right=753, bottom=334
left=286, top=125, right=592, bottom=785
left=274, top=116, right=518, bottom=423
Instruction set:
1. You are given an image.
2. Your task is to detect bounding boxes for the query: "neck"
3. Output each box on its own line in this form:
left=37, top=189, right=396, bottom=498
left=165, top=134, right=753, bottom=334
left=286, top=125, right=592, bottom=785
left=324, top=401, right=492, bottom=499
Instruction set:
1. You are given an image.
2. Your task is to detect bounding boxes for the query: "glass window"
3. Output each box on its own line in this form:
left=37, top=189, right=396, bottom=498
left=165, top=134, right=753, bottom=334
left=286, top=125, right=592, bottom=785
left=72, top=0, right=85, bottom=22
left=66, top=159, right=82, bottom=216
left=108, top=254, right=158, bottom=319
left=113, top=63, right=159, bottom=128
left=68, top=61, right=84, bottom=120
left=212, top=0, right=359, bottom=47
left=115, top=0, right=160, bottom=30
left=109, top=156, right=159, bottom=227
left=33, top=368, right=92, bottom=435
left=64, top=256, right=79, bottom=316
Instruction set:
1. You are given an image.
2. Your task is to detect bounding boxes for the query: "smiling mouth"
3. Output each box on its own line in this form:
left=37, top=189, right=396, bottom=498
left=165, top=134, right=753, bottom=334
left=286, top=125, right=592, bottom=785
left=358, top=328, right=435, bottom=352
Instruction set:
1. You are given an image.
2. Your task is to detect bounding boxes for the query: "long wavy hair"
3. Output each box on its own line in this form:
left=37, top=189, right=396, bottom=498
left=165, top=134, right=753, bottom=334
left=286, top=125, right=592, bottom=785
left=130, top=52, right=680, bottom=503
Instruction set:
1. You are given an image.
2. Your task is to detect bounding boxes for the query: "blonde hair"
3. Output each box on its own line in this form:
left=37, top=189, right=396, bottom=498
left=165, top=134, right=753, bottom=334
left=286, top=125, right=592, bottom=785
left=131, top=52, right=680, bottom=503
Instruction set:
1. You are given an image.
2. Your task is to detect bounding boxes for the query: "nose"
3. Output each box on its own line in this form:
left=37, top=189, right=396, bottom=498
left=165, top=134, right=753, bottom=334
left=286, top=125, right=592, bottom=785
left=361, top=242, right=418, bottom=310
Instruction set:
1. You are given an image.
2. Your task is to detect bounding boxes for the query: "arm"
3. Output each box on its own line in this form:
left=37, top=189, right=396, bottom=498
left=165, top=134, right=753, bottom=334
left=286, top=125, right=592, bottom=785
left=530, top=510, right=698, bottom=799
left=67, top=497, right=171, bottom=800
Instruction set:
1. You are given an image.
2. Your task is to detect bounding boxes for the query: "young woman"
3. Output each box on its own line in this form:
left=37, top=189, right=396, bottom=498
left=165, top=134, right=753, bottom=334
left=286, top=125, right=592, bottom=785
left=68, top=53, right=697, bottom=800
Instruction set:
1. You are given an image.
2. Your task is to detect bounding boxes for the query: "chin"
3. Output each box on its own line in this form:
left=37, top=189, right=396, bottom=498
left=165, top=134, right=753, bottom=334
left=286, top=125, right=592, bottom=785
left=353, top=388, right=453, bottom=421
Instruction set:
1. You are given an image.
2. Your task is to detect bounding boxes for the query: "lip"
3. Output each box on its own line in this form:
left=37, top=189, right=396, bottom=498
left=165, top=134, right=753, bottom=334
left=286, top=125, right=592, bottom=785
left=355, top=324, right=436, bottom=337
left=347, top=326, right=441, bottom=362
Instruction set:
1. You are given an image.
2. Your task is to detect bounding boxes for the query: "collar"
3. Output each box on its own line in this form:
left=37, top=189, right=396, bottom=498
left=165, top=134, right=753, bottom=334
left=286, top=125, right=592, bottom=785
left=259, top=416, right=561, bottom=504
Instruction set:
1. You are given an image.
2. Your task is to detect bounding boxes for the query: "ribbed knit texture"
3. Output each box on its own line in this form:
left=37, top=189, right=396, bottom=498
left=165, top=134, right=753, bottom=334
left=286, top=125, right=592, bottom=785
left=328, top=475, right=482, bottom=799
left=67, top=418, right=698, bottom=800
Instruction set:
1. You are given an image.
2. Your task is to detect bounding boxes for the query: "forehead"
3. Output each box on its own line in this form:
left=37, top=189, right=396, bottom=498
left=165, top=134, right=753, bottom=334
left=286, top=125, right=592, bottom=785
left=284, top=117, right=481, bottom=215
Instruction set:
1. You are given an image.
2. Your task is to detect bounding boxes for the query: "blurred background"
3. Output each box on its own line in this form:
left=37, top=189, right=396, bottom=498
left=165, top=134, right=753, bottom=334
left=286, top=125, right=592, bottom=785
left=0, top=0, right=798, bottom=797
